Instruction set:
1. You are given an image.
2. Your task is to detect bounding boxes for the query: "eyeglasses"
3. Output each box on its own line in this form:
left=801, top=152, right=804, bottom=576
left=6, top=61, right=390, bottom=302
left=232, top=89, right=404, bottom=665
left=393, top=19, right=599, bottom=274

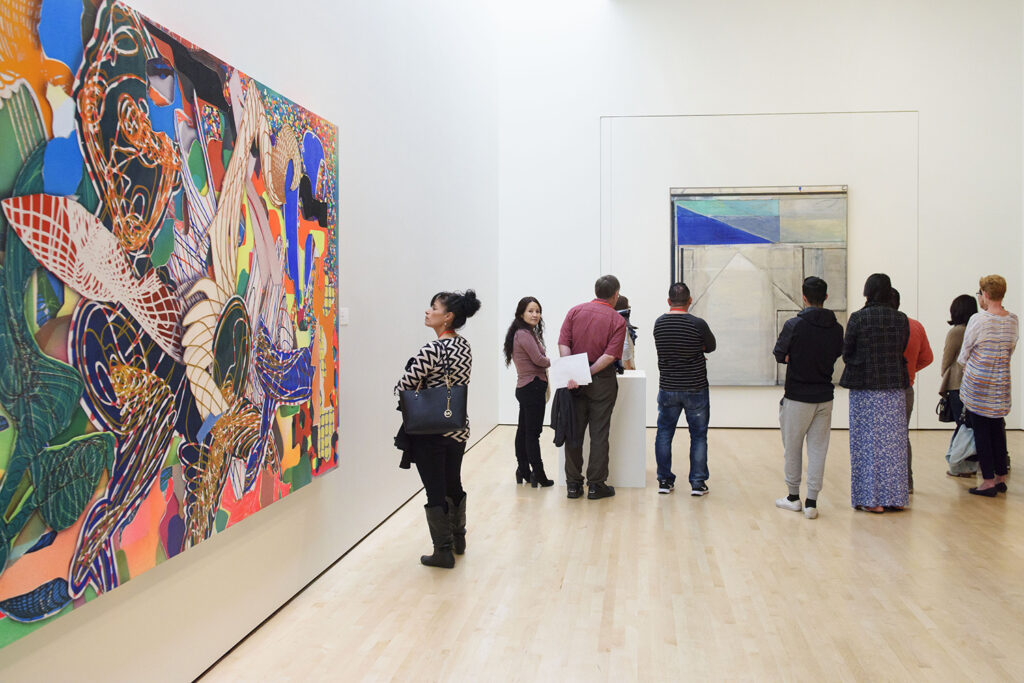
left=977, top=289, right=983, bottom=297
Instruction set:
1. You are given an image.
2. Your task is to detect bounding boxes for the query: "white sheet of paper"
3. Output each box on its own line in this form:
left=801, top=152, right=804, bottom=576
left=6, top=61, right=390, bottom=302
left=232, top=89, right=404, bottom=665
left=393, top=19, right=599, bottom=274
left=549, top=353, right=592, bottom=390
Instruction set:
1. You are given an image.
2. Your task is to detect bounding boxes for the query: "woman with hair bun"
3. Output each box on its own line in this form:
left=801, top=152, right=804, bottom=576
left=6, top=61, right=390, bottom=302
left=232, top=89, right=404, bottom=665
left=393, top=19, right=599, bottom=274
left=504, top=296, right=553, bottom=487
left=395, top=289, right=481, bottom=568
left=839, top=273, right=910, bottom=512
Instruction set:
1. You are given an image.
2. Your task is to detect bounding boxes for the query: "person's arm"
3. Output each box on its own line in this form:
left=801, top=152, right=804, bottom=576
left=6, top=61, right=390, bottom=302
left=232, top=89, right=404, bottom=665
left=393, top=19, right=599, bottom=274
left=395, top=343, right=435, bottom=392
left=518, top=330, right=551, bottom=367
left=773, top=318, right=795, bottom=364
left=940, top=328, right=960, bottom=375
left=559, top=344, right=572, bottom=357
left=842, top=314, right=859, bottom=363
left=590, top=354, right=617, bottom=375
left=957, top=317, right=979, bottom=366
left=916, top=327, right=934, bottom=372
left=701, top=319, right=717, bottom=353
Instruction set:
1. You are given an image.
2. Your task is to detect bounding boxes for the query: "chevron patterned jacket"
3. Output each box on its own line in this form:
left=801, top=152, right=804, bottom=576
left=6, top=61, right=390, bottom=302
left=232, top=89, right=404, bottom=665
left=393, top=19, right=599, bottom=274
left=396, top=337, right=473, bottom=442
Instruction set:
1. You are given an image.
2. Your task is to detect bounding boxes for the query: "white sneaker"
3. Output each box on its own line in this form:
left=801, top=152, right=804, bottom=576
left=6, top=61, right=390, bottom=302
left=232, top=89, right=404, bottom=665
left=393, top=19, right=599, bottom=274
left=804, top=506, right=818, bottom=519
left=775, top=496, right=802, bottom=512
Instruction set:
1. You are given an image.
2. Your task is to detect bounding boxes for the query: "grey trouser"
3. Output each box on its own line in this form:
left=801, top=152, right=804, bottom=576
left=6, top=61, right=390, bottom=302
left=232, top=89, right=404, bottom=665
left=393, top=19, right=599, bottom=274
left=905, top=386, right=915, bottom=489
left=778, top=398, right=833, bottom=500
left=564, top=369, right=618, bottom=485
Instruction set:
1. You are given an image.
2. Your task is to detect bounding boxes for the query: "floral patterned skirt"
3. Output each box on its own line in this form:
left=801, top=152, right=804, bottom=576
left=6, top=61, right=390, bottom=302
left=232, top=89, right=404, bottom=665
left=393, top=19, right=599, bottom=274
left=849, top=389, right=908, bottom=508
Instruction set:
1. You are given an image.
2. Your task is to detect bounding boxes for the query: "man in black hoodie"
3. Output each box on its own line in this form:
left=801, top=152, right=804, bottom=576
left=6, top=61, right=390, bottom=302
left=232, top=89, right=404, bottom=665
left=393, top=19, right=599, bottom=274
left=772, top=276, right=844, bottom=519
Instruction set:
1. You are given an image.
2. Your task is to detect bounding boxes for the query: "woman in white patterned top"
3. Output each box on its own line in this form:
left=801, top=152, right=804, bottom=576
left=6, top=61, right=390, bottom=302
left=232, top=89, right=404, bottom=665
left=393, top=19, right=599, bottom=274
left=959, top=275, right=1018, bottom=497
left=395, top=290, right=479, bottom=567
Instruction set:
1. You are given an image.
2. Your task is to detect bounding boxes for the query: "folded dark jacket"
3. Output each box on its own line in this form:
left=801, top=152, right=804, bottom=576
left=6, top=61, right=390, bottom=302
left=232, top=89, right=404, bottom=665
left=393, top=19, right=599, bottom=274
left=551, top=388, right=581, bottom=449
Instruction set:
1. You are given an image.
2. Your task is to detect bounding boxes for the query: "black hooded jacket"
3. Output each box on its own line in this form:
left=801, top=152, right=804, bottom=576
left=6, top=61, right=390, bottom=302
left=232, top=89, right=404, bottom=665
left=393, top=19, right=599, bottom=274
left=773, top=307, right=844, bottom=403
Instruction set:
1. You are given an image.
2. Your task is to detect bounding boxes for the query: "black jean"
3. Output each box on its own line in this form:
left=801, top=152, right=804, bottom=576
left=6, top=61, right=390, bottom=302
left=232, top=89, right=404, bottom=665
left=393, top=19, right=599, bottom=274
left=514, top=377, right=547, bottom=474
left=966, top=409, right=1008, bottom=479
left=412, top=435, right=466, bottom=508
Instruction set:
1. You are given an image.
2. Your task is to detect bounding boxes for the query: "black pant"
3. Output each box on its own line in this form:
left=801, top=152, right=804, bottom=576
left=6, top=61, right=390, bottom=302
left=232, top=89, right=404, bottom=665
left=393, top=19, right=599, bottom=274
left=966, top=409, right=1008, bottom=479
left=412, top=435, right=466, bottom=508
left=514, top=377, right=547, bottom=474
left=564, top=368, right=618, bottom=485
left=948, top=389, right=964, bottom=427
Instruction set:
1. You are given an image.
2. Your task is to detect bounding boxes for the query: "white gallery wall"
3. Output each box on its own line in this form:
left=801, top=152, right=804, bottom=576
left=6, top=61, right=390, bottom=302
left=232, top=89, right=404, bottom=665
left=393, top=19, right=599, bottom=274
left=496, top=0, right=1023, bottom=431
left=0, top=1, right=498, bottom=680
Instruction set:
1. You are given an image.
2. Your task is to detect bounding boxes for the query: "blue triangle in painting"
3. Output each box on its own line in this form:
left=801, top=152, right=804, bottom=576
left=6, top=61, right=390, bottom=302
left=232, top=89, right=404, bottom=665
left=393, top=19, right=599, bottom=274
left=676, top=206, right=773, bottom=245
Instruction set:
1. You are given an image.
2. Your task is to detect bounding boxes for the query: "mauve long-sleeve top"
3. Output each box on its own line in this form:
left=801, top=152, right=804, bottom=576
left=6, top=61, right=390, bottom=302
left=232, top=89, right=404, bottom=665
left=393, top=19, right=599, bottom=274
left=512, top=328, right=550, bottom=388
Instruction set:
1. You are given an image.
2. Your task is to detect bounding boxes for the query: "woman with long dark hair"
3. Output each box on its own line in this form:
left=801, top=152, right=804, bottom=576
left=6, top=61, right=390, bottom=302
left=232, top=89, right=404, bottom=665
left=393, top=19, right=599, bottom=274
left=504, top=296, right=553, bottom=487
left=396, top=290, right=480, bottom=568
left=839, top=273, right=910, bottom=512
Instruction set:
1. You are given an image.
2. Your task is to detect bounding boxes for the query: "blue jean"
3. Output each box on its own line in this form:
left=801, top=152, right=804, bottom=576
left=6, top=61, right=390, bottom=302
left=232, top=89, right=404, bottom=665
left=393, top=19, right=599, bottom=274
left=655, top=389, right=710, bottom=485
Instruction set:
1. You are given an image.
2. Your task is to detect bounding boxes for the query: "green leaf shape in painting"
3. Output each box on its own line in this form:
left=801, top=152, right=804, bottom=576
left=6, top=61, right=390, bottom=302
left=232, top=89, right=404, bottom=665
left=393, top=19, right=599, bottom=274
left=0, top=144, right=88, bottom=572
left=30, top=434, right=115, bottom=531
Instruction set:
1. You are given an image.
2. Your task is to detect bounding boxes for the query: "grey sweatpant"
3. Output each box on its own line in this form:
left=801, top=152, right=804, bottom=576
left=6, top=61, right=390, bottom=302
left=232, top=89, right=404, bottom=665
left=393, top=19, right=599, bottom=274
left=779, top=398, right=834, bottom=500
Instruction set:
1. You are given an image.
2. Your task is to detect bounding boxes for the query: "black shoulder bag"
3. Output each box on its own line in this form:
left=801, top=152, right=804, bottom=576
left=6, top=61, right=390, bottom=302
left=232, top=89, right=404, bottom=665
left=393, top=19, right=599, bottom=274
left=399, top=342, right=468, bottom=435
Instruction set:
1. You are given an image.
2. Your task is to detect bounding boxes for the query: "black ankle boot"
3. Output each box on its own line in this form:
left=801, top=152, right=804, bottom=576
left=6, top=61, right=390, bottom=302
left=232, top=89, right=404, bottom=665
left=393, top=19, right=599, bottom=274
left=446, top=494, right=467, bottom=555
left=516, top=466, right=531, bottom=484
left=530, top=467, right=554, bottom=488
left=421, top=505, right=455, bottom=568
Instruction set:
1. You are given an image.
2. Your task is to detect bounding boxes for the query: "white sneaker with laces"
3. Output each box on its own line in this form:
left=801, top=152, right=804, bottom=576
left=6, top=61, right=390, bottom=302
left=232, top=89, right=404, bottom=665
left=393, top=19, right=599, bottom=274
left=804, top=506, right=818, bottom=519
left=775, top=496, right=802, bottom=512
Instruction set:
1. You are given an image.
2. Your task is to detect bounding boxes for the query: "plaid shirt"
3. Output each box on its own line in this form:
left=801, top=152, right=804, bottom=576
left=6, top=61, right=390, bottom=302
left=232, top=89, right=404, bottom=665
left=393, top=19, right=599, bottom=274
left=839, top=302, right=910, bottom=390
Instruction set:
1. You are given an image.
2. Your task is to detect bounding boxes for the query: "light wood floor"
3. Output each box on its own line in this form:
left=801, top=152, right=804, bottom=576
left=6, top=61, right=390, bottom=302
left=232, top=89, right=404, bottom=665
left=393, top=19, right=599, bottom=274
left=202, top=426, right=1024, bottom=682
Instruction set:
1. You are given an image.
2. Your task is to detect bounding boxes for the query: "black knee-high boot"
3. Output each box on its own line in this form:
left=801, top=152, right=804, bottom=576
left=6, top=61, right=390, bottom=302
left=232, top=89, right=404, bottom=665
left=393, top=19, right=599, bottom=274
left=421, top=505, right=455, bottom=568
left=446, top=494, right=467, bottom=555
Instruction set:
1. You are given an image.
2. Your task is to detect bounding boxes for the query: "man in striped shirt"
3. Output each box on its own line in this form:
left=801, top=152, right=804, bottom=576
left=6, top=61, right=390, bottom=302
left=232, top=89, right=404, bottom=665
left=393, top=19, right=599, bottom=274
left=652, top=282, right=716, bottom=496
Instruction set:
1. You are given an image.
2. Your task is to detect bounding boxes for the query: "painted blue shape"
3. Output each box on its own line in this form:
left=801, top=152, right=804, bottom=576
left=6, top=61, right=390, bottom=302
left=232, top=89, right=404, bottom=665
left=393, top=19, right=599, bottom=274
left=45, top=271, right=65, bottom=307
left=26, top=530, right=57, bottom=554
left=196, top=411, right=221, bottom=443
left=284, top=160, right=302, bottom=306
left=0, top=416, right=8, bottom=431
left=712, top=215, right=781, bottom=242
left=145, top=76, right=182, bottom=139
left=42, top=135, right=84, bottom=196
left=302, top=131, right=324, bottom=188
left=0, top=578, right=71, bottom=622
left=160, top=466, right=173, bottom=492
left=38, top=0, right=84, bottom=75
left=675, top=206, right=772, bottom=245
left=165, top=512, right=185, bottom=558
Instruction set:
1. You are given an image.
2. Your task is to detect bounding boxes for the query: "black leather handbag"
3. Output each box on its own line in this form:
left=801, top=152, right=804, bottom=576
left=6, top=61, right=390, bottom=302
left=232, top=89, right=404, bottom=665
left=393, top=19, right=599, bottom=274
left=936, top=394, right=955, bottom=423
left=399, top=345, right=468, bottom=435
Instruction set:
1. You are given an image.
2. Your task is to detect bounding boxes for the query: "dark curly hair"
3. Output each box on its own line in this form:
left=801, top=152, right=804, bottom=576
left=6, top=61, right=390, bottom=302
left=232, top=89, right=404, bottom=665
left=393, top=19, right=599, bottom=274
left=503, top=297, right=545, bottom=366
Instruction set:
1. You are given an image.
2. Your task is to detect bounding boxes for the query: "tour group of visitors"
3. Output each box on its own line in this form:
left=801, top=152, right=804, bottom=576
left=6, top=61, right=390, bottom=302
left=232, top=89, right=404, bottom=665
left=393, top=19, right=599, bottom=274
left=393, top=273, right=1017, bottom=567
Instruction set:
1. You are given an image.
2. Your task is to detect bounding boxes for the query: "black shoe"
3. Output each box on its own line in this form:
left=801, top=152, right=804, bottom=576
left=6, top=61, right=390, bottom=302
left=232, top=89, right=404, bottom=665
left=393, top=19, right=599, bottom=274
left=657, top=480, right=674, bottom=494
left=690, top=483, right=709, bottom=497
left=566, top=482, right=584, bottom=499
left=968, top=486, right=999, bottom=497
left=516, top=467, right=531, bottom=485
left=996, top=482, right=1008, bottom=493
left=421, top=506, right=455, bottom=568
left=587, top=483, right=615, bottom=500
left=530, top=471, right=555, bottom=488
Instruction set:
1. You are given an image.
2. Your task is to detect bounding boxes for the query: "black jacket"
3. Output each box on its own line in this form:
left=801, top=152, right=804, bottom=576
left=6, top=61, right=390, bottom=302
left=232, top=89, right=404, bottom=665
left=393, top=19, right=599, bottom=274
left=839, top=302, right=910, bottom=391
left=774, top=307, right=845, bottom=403
left=550, top=388, right=580, bottom=449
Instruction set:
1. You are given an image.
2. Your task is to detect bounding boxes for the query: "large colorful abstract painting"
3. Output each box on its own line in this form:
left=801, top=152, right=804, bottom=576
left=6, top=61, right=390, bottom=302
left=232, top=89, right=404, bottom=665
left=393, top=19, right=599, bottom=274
left=671, top=187, right=846, bottom=386
left=0, top=0, right=338, bottom=647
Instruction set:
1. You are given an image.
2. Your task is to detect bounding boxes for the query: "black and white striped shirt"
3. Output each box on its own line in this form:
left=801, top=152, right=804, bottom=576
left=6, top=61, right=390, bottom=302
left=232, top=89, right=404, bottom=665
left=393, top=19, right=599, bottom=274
left=653, top=313, right=716, bottom=391
left=396, top=337, right=473, bottom=442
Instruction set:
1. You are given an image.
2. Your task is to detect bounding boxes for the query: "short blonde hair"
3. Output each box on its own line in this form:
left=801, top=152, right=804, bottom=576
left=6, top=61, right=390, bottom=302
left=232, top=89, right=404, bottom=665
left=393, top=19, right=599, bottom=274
left=979, top=274, right=1007, bottom=301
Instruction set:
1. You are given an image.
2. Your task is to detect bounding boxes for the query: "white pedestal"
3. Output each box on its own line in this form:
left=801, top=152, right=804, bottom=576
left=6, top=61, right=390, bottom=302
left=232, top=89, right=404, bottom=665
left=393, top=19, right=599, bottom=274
left=557, top=370, right=647, bottom=488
